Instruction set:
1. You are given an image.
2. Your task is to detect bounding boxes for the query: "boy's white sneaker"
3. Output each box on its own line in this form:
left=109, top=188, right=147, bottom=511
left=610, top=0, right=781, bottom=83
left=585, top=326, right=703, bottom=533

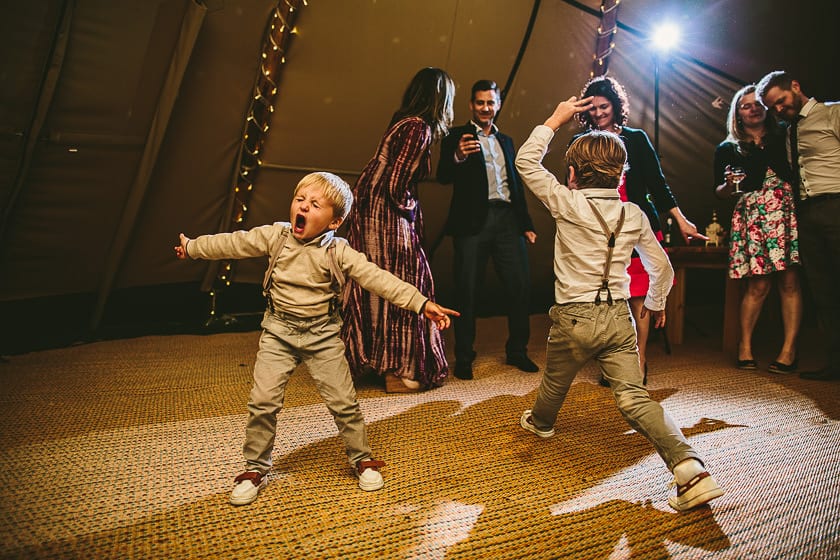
left=356, top=459, right=385, bottom=491
left=668, top=471, right=724, bottom=511
left=230, top=470, right=266, bottom=506
left=520, top=410, right=555, bottom=438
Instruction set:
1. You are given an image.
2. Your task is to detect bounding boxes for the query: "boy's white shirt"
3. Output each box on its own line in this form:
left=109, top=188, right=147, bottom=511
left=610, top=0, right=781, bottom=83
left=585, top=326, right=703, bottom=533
left=516, top=125, right=674, bottom=310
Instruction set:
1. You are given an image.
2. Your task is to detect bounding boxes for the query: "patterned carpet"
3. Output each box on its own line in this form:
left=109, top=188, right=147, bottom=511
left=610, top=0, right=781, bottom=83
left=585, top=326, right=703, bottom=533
left=0, top=315, right=838, bottom=559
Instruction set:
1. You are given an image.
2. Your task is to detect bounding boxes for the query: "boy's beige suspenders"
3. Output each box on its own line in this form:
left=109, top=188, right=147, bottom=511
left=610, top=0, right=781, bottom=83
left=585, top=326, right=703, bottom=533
left=325, top=241, right=346, bottom=316
left=262, top=227, right=290, bottom=312
left=325, top=241, right=346, bottom=295
left=586, top=199, right=625, bottom=305
left=261, top=225, right=345, bottom=314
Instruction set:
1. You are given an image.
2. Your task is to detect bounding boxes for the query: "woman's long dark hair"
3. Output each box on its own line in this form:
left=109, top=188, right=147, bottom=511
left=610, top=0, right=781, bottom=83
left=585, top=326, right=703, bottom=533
left=390, top=67, right=455, bottom=140
left=577, top=75, right=630, bottom=129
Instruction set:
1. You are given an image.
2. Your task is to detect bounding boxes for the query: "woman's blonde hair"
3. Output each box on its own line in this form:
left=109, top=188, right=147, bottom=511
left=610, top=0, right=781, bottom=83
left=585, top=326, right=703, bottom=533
left=725, top=84, right=778, bottom=154
left=294, top=172, right=354, bottom=219
left=565, top=131, right=627, bottom=189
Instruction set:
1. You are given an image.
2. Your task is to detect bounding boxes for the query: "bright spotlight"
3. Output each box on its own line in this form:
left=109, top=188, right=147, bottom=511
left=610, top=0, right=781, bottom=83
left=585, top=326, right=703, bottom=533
left=652, top=23, right=680, bottom=52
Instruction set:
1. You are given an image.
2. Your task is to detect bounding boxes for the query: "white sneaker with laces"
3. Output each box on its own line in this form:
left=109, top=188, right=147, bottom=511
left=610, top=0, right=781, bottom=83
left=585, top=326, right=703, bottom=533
left=668, top=471, right=724, bottom=511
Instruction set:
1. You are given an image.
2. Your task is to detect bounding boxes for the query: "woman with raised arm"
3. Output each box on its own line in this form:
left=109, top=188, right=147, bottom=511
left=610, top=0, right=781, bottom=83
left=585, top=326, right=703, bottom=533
left=575, top=76, right=706, bottom=385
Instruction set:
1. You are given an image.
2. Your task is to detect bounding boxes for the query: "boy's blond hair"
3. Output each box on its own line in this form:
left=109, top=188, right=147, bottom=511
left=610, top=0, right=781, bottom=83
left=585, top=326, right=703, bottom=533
left=294, top=172, right=354, bottom=219
left=565, top=130, right=627, bottom=190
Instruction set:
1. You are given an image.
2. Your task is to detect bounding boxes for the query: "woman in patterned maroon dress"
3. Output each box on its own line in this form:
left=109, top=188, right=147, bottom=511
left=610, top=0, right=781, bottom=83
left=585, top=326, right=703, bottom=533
left=342, top=67, right=455, bottom=391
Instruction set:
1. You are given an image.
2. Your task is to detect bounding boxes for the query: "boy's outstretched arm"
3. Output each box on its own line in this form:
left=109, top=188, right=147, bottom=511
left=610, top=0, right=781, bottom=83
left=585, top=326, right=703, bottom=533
left=174, top=233, right=191, bottom=260
left=421, top=300, right=459, bottom=331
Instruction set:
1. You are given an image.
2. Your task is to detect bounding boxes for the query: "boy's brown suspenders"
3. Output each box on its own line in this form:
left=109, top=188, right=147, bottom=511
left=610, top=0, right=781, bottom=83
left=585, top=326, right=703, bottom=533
left=586, top=199, right=625, bottom=305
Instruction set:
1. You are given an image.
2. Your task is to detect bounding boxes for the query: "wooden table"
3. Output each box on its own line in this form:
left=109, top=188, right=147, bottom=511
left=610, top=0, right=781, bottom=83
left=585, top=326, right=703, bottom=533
left=665, top=246, right=740, bottom=355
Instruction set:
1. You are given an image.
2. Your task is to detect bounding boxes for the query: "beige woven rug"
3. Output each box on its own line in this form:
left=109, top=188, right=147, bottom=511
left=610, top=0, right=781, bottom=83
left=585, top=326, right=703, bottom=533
left=1, top=315, right=838, bottom=559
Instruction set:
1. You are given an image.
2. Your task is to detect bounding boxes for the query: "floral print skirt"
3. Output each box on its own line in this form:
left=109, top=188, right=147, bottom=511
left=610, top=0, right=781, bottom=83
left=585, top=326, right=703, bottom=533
left=728, top=169, right=799, bottom=279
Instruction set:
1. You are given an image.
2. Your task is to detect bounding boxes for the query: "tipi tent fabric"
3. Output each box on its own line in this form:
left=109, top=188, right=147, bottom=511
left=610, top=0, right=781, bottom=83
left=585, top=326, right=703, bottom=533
left=1, top=0, right=838, bottom=349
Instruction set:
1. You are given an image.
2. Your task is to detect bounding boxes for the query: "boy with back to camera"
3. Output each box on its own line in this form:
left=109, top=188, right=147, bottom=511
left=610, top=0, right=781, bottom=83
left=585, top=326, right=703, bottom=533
left=514, top=97, right=724, bottom=511
left=175, top=172, right=458, bottom=506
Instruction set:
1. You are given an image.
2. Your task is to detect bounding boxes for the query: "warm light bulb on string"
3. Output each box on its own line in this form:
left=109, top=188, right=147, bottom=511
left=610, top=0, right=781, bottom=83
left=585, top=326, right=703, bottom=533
left=590, top=0, right=621, bottom=76
left=207, top=0, right=306, bottom=325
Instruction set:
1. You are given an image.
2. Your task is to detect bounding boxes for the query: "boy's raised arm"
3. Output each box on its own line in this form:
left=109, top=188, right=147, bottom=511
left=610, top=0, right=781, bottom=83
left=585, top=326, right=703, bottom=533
left=516, top=96, right=593, bottom=208
left=543, top=96, right=593, bottom=132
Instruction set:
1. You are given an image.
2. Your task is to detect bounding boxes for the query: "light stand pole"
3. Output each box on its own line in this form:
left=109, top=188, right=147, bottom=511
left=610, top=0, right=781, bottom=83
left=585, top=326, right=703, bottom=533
left=651, top=22, right=679, bottom=157
left=654, top=52, right=660, bottom=155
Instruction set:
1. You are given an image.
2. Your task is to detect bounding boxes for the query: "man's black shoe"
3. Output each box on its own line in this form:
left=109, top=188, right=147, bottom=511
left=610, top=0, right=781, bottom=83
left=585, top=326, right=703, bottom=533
left=800, top=369, right=840, bottom=381
left=506, top=355, right=539, bottom=373
left=454, top=362, right=473, bottom=380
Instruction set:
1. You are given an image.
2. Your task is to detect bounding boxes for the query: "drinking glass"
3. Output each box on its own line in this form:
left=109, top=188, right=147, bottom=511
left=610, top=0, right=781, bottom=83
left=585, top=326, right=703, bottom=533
left=729, top=166, right=746, bottom=196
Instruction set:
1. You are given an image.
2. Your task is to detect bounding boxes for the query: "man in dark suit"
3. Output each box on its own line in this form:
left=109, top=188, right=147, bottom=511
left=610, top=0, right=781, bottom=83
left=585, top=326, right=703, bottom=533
left=437, top=80, right=538, bottom=380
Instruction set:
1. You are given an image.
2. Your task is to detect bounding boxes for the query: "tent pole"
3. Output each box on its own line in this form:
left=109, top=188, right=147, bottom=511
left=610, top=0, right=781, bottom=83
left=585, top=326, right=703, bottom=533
left=89, top=2, right=207, bottom=331
left=0, top=0, right=75, bottom=245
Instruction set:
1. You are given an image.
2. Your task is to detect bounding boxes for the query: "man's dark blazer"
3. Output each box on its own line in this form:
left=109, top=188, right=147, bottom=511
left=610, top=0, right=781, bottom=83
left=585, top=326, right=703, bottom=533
left=437, top=122, right=535, bottom=236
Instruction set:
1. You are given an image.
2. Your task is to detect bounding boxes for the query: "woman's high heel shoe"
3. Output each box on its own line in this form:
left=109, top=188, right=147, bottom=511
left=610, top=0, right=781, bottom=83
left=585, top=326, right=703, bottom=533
left=768, top=357, right=798, bottom=374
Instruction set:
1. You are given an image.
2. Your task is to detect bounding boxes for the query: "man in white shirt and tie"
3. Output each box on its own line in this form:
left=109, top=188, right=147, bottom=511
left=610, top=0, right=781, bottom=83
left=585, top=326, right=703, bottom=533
left=758, top=70, right=840, bottom=381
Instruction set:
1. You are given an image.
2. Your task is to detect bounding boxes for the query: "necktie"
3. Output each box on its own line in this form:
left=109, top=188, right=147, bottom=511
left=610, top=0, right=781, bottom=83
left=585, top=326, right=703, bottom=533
left=789, top=115, right=801, bottom=202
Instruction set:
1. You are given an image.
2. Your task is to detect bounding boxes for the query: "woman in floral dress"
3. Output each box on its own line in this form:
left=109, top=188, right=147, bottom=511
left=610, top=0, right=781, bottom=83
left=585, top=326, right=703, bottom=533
left=342, top=67, right=455, bottom=391
left=714, top=84, right=802, bottom=373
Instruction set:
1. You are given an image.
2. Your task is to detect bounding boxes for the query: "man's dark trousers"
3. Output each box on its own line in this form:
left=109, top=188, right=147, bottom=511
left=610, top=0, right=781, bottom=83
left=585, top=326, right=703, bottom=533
left=453, top=203, right=530, bottom=366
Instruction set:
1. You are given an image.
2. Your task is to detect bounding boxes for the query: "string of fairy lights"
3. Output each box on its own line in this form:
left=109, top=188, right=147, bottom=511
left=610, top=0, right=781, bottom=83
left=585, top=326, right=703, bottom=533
left=207, top=0, right=307, bottom=323
left=203, top=0, right=619, bottom=321
left=591, top=0, right=620, bottom=77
